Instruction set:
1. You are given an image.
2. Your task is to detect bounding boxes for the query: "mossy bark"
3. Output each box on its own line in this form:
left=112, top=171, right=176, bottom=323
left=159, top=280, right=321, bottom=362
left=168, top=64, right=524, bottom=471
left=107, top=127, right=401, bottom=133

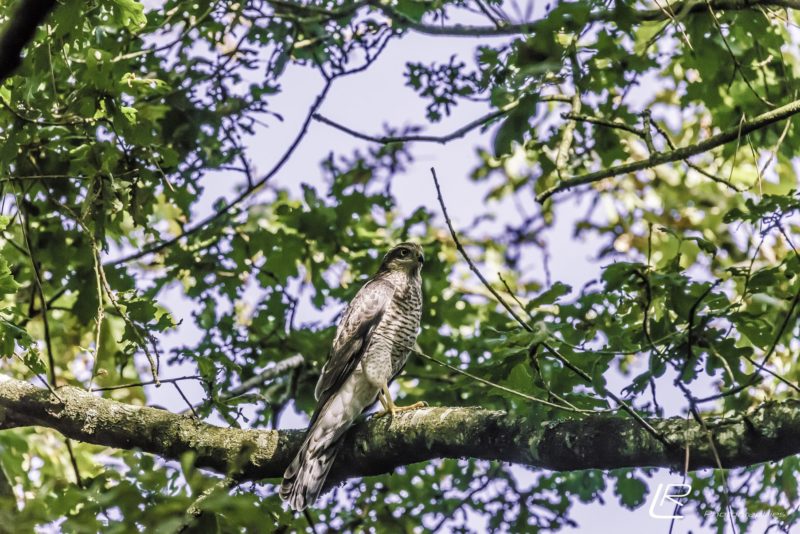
left=0, top=376, right=797, bottom=487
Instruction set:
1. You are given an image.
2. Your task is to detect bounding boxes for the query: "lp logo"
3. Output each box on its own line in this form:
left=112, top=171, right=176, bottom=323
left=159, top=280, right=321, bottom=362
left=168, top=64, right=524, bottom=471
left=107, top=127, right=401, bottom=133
left=648, top=483, right=692, bottom=519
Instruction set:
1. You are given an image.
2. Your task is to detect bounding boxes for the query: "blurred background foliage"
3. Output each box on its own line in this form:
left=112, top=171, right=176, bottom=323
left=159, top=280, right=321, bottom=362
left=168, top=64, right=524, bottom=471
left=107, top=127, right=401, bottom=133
left=0, top=0, right=798, bottom=531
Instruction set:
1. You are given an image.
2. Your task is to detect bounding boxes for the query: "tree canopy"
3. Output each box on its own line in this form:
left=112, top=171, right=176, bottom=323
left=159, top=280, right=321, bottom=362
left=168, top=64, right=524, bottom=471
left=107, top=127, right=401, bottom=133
left=0, top=0, right=798, bottom=531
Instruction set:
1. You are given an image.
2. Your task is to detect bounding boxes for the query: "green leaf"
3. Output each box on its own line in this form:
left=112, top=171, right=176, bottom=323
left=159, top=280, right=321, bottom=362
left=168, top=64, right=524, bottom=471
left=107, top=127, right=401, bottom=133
left=111, top=0, right=147, bottom=30
left=0, top=257, right=20, bottom=296
left=614, top=472, right=648, bottom=509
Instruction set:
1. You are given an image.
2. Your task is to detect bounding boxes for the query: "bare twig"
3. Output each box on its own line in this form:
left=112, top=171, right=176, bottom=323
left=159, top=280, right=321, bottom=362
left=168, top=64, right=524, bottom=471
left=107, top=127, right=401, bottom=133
left=13, top=185, right=56, bottom=384
left=431, top=167, right=531, bottom=331
left=91, top=375, right=202, bottom=393
left=173, top=382, right=199, bottom=419
left=64, top=439, right=84, bottom=488
left=741, top=355, right=800, bottom=393
left=414, top=349, right=590, bottom=412
left=648, top=116, right=743, bottom=190
left=11, top=352, right=61, bottom=401
left=88, top=246, right=105, bottom=391
left=223, top=355, right=304, bottom=401
left=314, top=100, right=517, bottom=145
left=497, top=272, right=535, bottom=322
left=314, top=95, right=568, bottom=146
left=674, top=381, right=738, bottom=533
left=562, top=112, right=646, bottom=137
left=47, top=194, right=162, bottom=384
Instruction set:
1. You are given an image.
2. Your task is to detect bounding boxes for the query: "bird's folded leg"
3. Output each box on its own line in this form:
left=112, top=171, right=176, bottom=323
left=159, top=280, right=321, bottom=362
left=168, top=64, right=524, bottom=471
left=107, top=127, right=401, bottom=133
left=375, top=383, right=427, bottom=418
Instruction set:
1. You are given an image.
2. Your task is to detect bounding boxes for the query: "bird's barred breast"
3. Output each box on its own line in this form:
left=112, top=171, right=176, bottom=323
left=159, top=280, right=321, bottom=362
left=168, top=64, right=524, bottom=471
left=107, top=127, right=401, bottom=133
left=362, top=277, right=422, bottom=388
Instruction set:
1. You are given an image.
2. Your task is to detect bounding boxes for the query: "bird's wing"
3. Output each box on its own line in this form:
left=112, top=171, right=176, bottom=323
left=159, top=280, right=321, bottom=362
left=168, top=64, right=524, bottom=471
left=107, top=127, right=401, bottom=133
left=312, top=276, right=394, bottom=413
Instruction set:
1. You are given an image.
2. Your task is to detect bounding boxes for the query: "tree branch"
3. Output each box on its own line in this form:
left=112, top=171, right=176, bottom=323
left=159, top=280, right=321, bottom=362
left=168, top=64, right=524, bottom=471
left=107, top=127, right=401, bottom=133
left=0, top=375, right=798, bottom=491
left=314, top=100, right=517, bottom=145
left=0, top=0, right=58, bottom=83
left=537, top=97, right=800, bottom=202
left=313, top=95, right=568, bottom=146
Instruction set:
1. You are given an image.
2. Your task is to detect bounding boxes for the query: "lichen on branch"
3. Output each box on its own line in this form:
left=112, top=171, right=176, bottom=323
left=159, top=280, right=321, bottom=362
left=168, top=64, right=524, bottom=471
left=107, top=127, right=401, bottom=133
left=0, top=376, right=796, bottom=489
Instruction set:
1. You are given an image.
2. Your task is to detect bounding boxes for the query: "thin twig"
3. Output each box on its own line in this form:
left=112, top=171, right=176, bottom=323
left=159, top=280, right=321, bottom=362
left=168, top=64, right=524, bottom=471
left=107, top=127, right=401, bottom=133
left=314, top=95, right=568, bottom=146
left=50, top=196, right=162, bottom=384
left=431, top=167, right=532, bottom=331
left=648, top=116, right=743, bottom=190
left=13, top=185, right=56, bottom=384
left=675, top=382, right=738, bottom=533
left=64, top=439, right=83, bottom=488
left=431, top=466, right=498, bottom=531
left=91, top=375, right=202, bottom=393
left=12, top=352, right=61, bottom=401
left=497, top=272, right=535, bottom=322
left=173, top=382, right=199, bottom=418
left=562, top=112, right=646, bottom=137
left=414, top=349, right=592, bottom=412
left=12, top=185, right=83, bottom=488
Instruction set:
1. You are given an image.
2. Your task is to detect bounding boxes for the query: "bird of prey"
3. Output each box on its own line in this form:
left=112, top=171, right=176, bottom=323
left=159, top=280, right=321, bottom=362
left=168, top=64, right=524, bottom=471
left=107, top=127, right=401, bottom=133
left=280, top=242, right=426, bottom=511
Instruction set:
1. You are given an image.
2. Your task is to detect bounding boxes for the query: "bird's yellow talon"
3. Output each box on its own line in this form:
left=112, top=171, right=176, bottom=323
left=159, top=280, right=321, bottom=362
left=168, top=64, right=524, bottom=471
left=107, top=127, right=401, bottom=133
left=395, top=401, right=427, bottom=412
left=375, top=400, right=427, bottom=418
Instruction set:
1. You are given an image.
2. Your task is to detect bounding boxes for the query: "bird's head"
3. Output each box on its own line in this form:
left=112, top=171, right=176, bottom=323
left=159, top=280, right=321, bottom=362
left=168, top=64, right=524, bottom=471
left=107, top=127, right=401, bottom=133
left=378, top=242, right=424, bottom=275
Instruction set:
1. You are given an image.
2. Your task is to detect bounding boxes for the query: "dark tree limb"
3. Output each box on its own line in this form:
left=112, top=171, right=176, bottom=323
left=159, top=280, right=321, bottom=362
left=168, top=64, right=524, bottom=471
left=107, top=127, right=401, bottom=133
left=0, top=376, right=797, bottom=490
left=0, top=0, right=58, bottom=83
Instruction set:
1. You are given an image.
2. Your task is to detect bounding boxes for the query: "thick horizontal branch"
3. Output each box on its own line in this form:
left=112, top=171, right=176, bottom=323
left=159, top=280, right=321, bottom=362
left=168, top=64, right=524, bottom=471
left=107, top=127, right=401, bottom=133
left=0, top=0, right=58, bottom=83
left=0, top=376, right=798, bottom=490
left=537, top=97, right=800, bottom=202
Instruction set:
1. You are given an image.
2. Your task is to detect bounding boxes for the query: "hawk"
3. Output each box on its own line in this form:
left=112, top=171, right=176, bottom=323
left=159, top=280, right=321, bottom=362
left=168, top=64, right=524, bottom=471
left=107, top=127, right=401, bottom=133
left=280, top=242, right=426, bottom=511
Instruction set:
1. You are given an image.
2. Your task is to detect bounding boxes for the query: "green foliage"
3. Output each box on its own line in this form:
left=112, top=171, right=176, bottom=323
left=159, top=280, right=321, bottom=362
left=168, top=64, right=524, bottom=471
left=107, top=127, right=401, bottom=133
left=0, top=0, right=798, bottom=531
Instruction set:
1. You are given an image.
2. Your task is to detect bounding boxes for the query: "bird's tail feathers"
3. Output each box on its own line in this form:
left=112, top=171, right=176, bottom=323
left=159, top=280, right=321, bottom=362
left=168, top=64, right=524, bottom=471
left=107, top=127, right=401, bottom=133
left=279, top=436, right=342, bottom=511
left=280, top=405, right=350, bottom=511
